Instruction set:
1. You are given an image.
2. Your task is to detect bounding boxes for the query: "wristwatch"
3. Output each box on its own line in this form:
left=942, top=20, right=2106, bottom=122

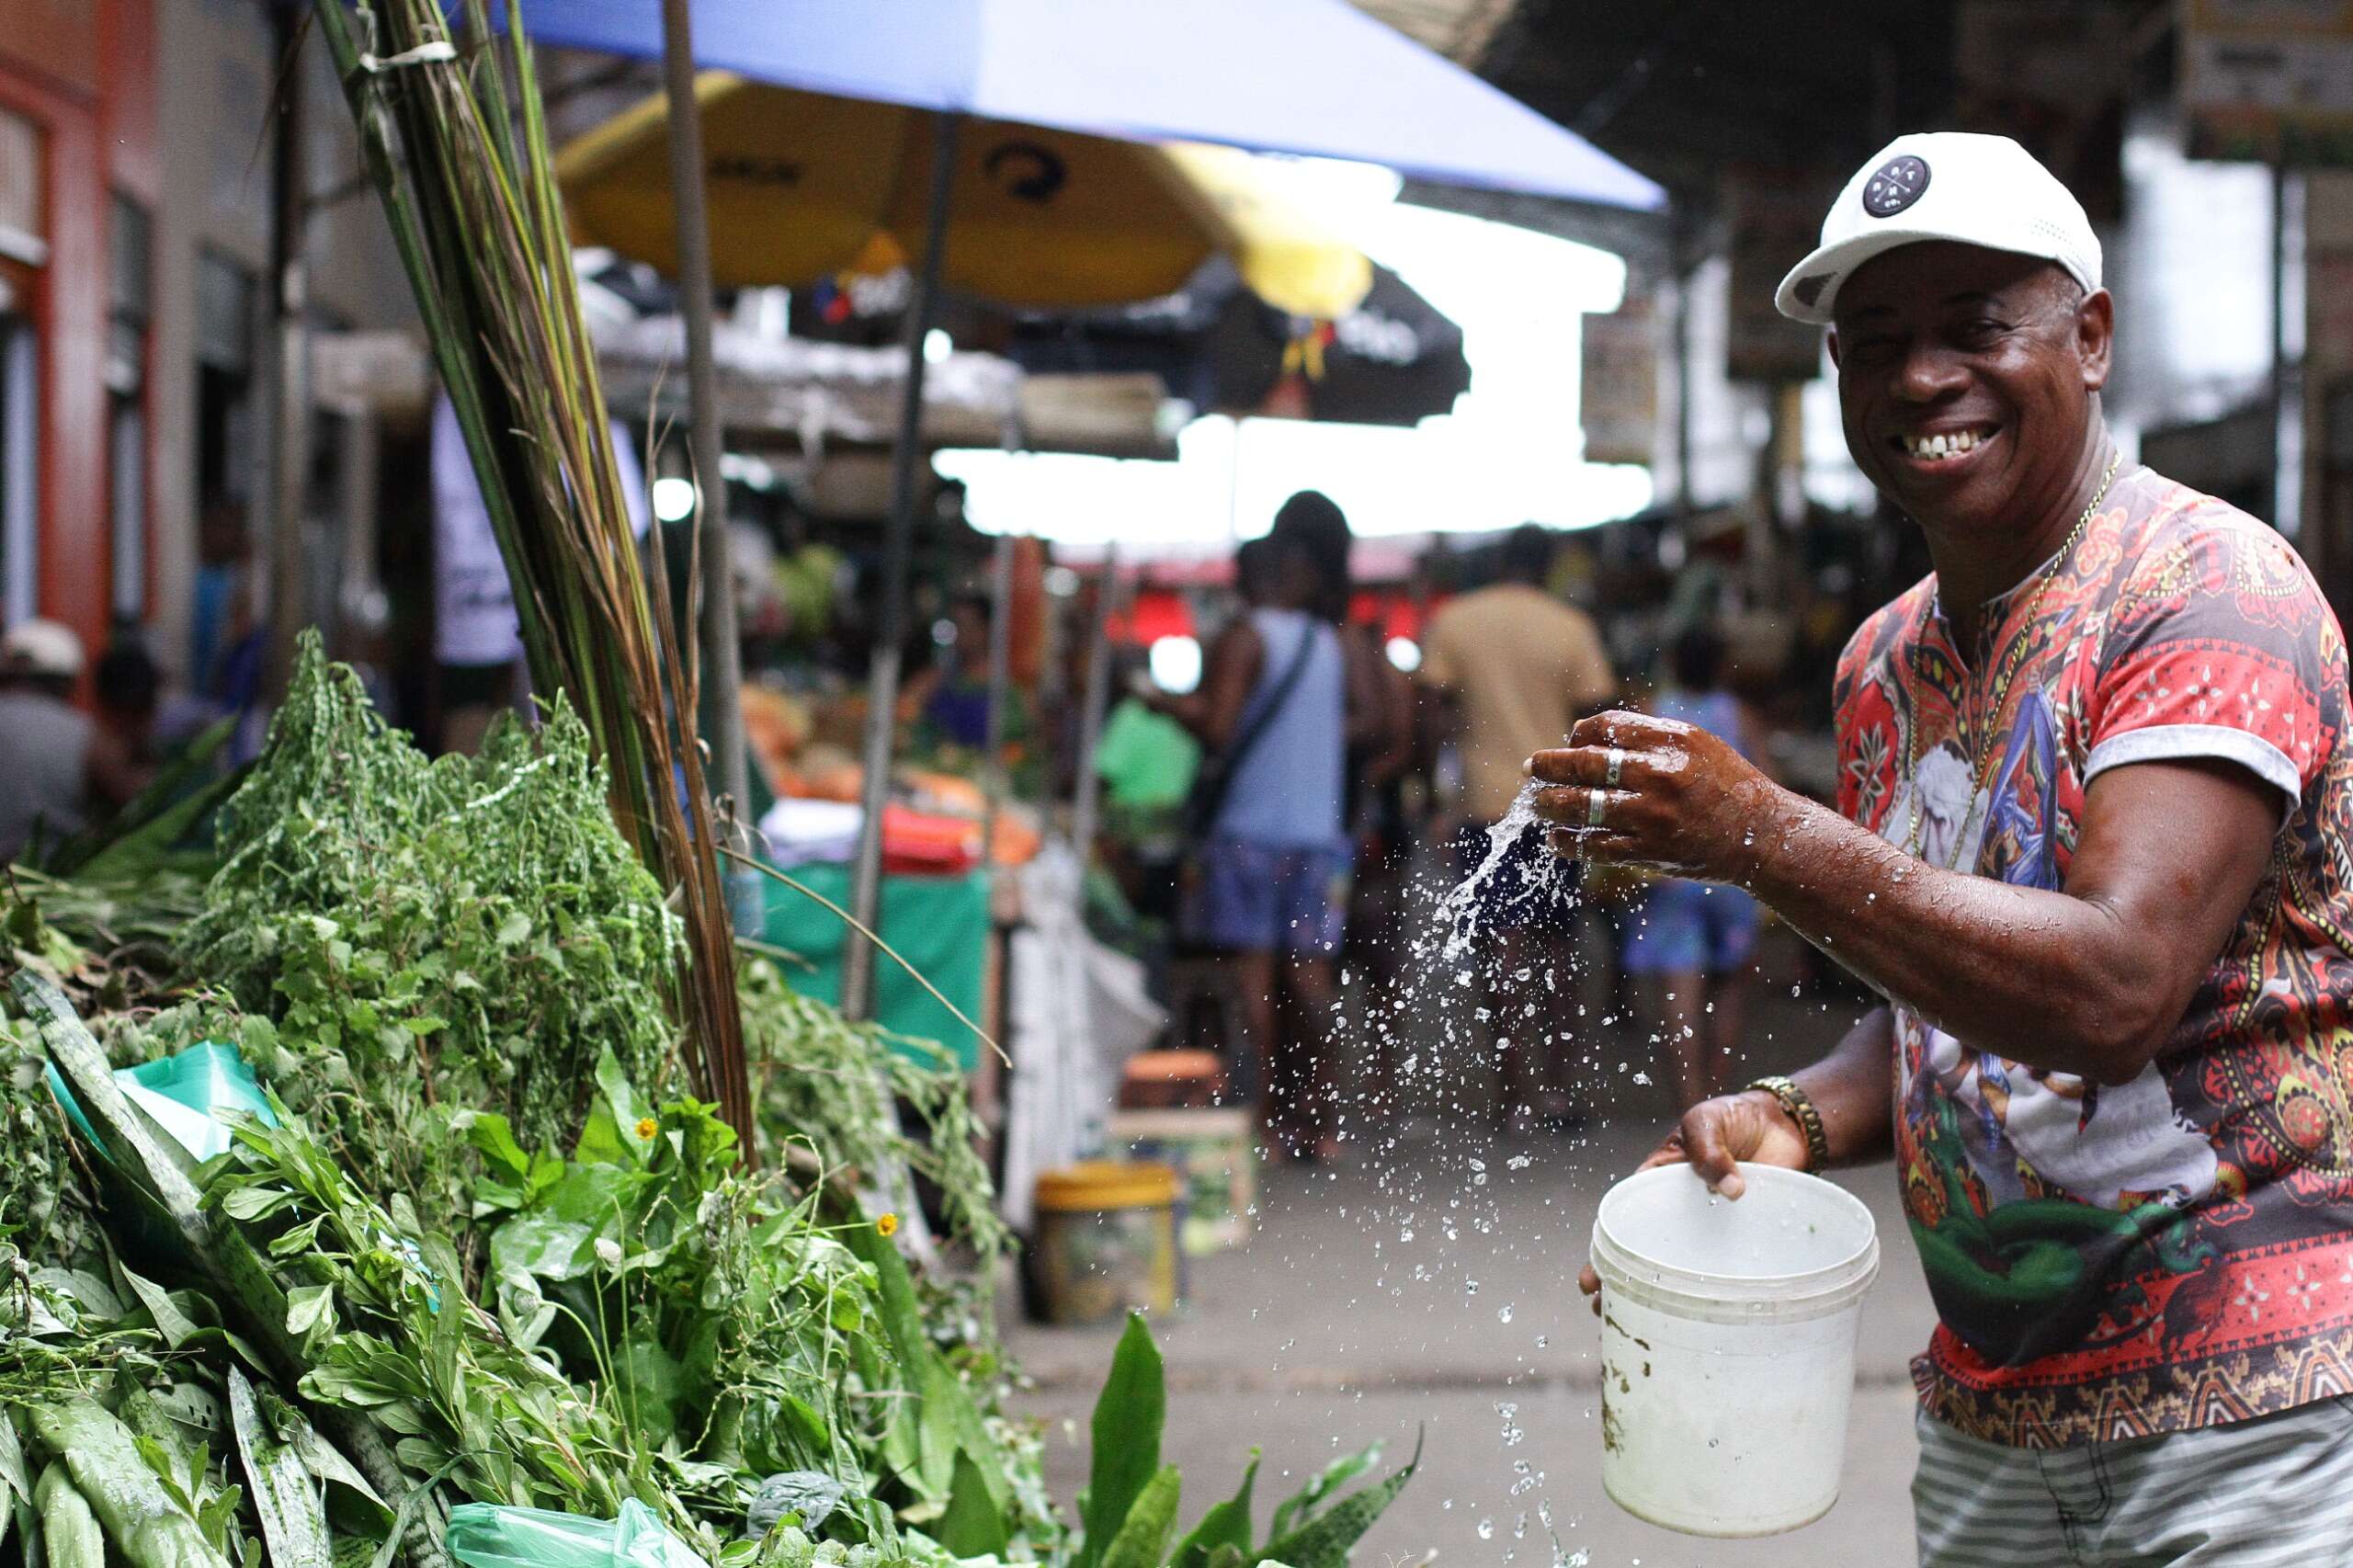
left=1744, top=1074, right=1829, bottom=1174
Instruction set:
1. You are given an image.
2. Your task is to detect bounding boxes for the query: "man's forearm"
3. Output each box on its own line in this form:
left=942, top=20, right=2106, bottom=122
left=1742, top=787, right=2177, bottom=1085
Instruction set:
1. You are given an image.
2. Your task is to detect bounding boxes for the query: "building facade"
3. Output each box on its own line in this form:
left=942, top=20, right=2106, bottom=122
left=0, top=0, right=409, bottom=687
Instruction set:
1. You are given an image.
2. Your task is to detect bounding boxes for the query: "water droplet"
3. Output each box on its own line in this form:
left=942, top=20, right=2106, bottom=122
left=1478, top=1518, right=1495, bottom=1540
left=1498, top=1304, right=1515, bottom=1324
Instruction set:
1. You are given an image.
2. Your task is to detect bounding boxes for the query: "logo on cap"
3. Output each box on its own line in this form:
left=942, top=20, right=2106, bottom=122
left=1861, top=154, right=1929, bottom=219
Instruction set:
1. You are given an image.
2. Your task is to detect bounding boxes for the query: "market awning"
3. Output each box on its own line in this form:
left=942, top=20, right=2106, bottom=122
left=503, top=0, right=1663, bottom=208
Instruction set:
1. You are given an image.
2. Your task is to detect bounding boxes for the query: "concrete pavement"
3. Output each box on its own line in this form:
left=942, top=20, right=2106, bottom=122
left=1004, top=971, right=1939, bottom=1566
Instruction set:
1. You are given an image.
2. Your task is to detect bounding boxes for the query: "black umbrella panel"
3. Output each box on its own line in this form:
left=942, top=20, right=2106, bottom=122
left=1002, top=256, right=1470, bottom=427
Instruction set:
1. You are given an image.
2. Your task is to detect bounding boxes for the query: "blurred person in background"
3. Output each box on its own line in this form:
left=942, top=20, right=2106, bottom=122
left=1269, top=491, right=1415, bottom=831
left=190, top=497, right=261, bottom=713
left=1269, top=492, right=1416, bottom=1124
left=0, top=621, right=152, bottom=864
left=1160, top=531, right=1354, bottom=1160
left=1621, top=623, right=1774, bottom=1108
left=431, top=392, right=649, bottom=755
left=903, top=593, right=1028, bottom=754
left=91, top=639, right=165, bottom=802
left=1420, top=522, right=1617, bottom=1132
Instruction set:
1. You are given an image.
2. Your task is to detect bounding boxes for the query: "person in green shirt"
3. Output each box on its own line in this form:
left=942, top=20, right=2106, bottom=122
left=1097, top=661, right=1201, bottom=814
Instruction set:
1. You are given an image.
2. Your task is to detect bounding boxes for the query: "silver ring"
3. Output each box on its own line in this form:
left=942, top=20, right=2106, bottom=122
left=1605, top=746, right=1625, bottom=789
left=1587, top=790, right=1607, bottom=829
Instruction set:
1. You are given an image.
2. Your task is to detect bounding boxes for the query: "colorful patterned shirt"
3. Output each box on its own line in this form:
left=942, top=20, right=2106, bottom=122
left=1831, top=464, right=2353, bottom=1447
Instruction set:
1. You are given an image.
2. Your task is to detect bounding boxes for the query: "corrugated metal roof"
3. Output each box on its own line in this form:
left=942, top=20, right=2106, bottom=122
left=1349, top=0, right=1518, bottom=65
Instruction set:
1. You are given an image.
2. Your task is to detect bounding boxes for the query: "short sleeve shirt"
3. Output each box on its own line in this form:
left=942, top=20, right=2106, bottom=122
left=1832, top=465, right=2353, bottom=1448
left=1422, top=585, right=1615, bottom=822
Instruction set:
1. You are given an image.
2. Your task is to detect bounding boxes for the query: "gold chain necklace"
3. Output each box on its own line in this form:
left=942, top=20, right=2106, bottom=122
left=1898, top=450, right=2123, bottom=868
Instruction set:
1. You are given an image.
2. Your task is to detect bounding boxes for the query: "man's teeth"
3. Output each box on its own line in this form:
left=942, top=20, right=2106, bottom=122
left=1904, top=429, right=1989, bottom=460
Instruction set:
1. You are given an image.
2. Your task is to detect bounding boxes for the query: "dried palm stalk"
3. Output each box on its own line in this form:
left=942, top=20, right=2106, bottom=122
left=307, top=0, right=751, bottom=1142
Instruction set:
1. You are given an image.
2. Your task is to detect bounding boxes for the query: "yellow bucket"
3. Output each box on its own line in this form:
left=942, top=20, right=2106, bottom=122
left=1031, top=1161, right=1180, bottom=1324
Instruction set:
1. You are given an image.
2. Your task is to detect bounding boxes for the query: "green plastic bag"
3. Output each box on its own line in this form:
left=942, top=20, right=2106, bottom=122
left=446, top=1501, right=710, bottom=1568
left=46, top=1040, right=278, bottom=1161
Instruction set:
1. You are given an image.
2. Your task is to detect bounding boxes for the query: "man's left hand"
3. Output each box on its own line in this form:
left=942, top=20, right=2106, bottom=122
left=1529, top=710, right=1786, bottom=882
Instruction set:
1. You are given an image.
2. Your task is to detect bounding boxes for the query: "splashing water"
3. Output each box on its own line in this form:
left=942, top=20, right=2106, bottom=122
left=1227, top=756, right=1739, bottom=1565
left=1434, top=783, right=1581, bottom=961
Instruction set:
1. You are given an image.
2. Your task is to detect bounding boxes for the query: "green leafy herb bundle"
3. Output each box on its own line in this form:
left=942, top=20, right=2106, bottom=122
left=176, top=640, right=680, bottom=1263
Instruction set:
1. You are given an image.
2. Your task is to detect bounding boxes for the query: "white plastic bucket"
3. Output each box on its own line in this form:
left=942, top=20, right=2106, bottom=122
left=1589, top=1161, right=1880, bottom=1538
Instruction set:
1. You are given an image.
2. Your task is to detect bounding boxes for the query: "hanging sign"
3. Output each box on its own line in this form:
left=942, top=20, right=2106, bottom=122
left=1580, top=294, right=1660, bottom=468
left=2182, top=0, right=2353, bottom=165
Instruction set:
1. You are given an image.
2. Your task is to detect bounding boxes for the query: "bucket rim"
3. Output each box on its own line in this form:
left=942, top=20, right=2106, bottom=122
left=1593, top=1161, right=1879, bottom=1295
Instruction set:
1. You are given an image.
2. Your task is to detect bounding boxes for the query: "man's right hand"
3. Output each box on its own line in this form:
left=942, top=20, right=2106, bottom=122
left=1574, top=1089, right=1813, bottom=1312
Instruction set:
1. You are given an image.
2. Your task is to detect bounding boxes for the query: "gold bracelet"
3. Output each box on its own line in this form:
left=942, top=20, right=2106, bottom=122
left=1745, top=1074, right=1829, bottom=1174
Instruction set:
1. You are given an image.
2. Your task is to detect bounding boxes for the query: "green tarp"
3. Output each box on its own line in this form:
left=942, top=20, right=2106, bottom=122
left=759, top=861, right=989, bottom=1073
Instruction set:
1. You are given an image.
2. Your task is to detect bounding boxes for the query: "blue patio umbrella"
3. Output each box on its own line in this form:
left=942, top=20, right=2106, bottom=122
left=515, top=0, right=1663, bottom=210
left=517, top=0, right=1664, bottom=1014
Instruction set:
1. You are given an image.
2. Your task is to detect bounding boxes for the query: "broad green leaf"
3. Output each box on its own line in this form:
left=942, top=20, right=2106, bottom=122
left=1171, top=1452, right=1258, bottom=1568
left=936, top=1450, right=1013, bottom=1560
left=462, top=1115, right=531, bottom=1183
left=1258, top=1432, right=1421, bottom=1568
left=27, top=1401, right=233, bottom=1568
left=485, top=1164, right=635, bottom=1281
left=1266, top=1443, right=1381, bottom=1543
left=841, top=1200, right=930, bottom=1369
left=1100, top=1466, right=1181, bottom=1568
left=746, top=1471, right=849, bottom=1537
left=286, top=1416, right=392, bottom=1528
left=592, top=1049, right=645, bottom=1148
left=223, top=1186, right=298, bottom=1222
left=118, top=1266, right=205, bottom=1350
left=34, top=1463, right=102, bottom=1568
left=267, top=1218, right=325, bottom=1258
left=1078, top=1313, right=1165, bottom=1568
left=285, top=1285, right=335, bottom=1340
left=612, top=1337, right=685, bottom=1446
left=229, top=1368, right=333, bottom=1568
left=0, top=1415, right=29, bottom=1508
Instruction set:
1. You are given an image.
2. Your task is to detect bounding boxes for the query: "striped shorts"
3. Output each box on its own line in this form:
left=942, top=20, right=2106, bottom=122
left=1915, top=1398, right=2353, bottom=1566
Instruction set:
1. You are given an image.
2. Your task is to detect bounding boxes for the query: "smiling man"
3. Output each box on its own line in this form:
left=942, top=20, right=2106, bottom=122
left=1542, top=133, right=2353, bottom=1564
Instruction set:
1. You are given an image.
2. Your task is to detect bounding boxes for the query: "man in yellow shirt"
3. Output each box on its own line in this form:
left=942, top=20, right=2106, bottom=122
left=1420, top=524, right=1617, bottom=1131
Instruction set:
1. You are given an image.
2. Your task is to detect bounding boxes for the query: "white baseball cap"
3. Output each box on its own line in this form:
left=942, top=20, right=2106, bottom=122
left=1, top=618, right=84, bottom=679
left=1775, top=132, right=2101, bottom=325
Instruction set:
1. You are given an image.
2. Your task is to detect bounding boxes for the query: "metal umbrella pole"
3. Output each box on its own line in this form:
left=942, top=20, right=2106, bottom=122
left=1068, top=547, right=1119, bottom=862
left=659, top=0, right=756, bottom=931
left=979, top=530, right=1017, bottom=865
left=844, top=110, right=963, bottom=1021
left=261, top=0, right=312, bottom=702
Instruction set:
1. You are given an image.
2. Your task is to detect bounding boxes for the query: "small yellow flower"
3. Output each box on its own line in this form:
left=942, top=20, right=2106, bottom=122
left=634, top=1117, right=659, bottom=1141
left=875, top=1212, right=900, bottom=1238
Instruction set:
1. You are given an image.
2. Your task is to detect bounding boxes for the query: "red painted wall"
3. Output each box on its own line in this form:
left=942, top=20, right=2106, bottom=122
left=101, top=0, right=158, bottom=621
left=0, top=0, right=156, bottom=669
left=99, top=0, right=156, bottom=200
left=0, top=62, right=107, bottom=668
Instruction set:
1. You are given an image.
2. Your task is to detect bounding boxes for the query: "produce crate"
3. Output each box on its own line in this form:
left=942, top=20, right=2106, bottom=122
left=1108, top=1107, right=1256, bottom=1256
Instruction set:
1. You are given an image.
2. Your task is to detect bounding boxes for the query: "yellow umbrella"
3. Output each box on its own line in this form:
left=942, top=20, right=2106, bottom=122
left=556, top=73, right=1371, bottom=318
